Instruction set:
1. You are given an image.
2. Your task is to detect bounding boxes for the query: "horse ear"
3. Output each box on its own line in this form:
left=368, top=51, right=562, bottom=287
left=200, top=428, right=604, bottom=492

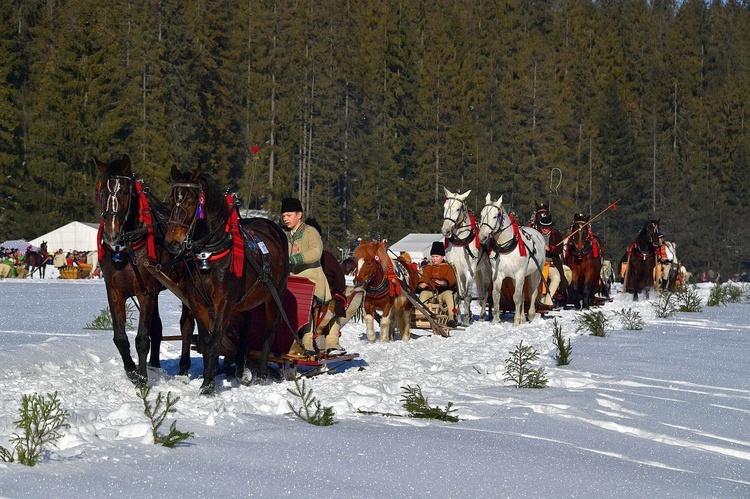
left=496, top=195, right=504, bottom=207
left=485, top=193, right=492, bottom=204
left=171, top=165, right=180, bottom=180
left=443, top=186, right=453, bottom=198
left=121, top=155, right=131, bottom=175
left=458, top=190, right=471, bottom=200
left=93, top=157, right=107, bottom=173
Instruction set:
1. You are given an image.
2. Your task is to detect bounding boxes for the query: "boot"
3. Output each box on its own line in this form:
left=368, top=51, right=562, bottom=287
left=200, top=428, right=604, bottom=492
left=324, top=323, right=346, bottom=356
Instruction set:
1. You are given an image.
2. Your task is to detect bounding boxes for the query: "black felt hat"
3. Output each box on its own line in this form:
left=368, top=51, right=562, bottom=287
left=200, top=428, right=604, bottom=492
left=281, top=197, right=303, bottom=213
left=430, top=241, right=445, bottom=256
left=538, top=213, right=553, bottom=226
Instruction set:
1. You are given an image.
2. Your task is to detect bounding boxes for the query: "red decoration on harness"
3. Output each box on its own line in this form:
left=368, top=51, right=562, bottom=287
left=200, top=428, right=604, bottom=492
left=225, top=194, right=244, bottom=278
left=135, top=180, right=157, bottom=261
left=509, top=213, right=527, bottom=256
left=97, top=221, right=105, bottom=261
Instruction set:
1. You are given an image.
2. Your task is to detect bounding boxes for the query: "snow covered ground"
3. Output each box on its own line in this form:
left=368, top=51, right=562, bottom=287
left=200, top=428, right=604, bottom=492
left=1, top=277, right=749, bottom=498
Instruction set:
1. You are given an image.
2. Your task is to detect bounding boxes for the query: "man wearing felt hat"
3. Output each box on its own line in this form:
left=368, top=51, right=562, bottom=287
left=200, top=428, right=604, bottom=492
left=535, top=211, right=567, bottom=307
left=417, top=241, right=459, bottom=327
left=281, top=197, right=331, bottom=354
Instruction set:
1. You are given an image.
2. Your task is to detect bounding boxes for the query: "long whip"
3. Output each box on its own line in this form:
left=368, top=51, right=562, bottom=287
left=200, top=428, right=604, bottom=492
left=553, top=199, right=619, bottom=249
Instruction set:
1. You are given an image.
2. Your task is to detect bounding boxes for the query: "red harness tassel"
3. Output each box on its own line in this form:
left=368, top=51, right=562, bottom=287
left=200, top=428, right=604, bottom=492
left=135, top=181, right=157, bottom=261
left=509, top=213, right=527, bottom=256
left=225, top=194, right=244, bottom=278
left=97, top=221, right=105, bottom=261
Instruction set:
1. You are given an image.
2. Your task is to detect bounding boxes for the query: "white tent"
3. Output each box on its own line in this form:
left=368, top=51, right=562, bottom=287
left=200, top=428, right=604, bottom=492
left=388, top=233, right=443, bottom=262
left=29, top=221, right=99, bottom=253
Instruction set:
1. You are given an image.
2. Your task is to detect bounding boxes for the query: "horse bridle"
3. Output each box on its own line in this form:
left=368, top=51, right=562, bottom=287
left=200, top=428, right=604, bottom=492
left=480, top=204, right=508, bottom=239
left=355, top=254, right=389, bottom=298
left=98, top=174, right=136, bottom=244
left=443, top=197, right=469, bottom=233
left=167, top=181, right=204, bottom=250
left=568, top=220, right=592, bottom=258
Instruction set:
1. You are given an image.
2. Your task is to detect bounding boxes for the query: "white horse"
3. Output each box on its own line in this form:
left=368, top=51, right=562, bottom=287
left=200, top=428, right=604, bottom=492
left=441, top=188, right=491, bottom=323
left=478, top=194, right=546, bottom=325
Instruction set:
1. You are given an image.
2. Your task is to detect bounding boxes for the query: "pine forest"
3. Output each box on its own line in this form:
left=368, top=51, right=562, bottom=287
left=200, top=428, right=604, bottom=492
left=0, top=0, right=748, bottom=276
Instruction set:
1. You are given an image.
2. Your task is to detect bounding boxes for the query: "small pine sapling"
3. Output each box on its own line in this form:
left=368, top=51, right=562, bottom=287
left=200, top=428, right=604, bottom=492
left=613, top=307, right=644, bottom=330
left=552, top=319, right=572, bottom=366
left=137, top=386, right=194, bottom=447
left=287, top=378, right=336, bottom=426
left=676, top=285, right=703, bottom=312
left=707, top=282, right=727, bottom=307
left=400, top=385, right=459, bottom=422
left=653, top=292, right=679, bottom=317
left=504, top=341, right=548, bottom=388
left=574, top=310, right=611, bottom=337
left=0, top=392, right=70, bottom=466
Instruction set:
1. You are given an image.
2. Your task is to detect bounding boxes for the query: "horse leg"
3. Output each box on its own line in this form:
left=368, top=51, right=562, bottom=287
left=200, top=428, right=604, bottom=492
left=380, top=304, right=392, bottom=342
left=108, top=292, right=138, bottom=382
left=147, top=302, right=163, bottom=368
left=193, top=303, right=224, bottom=396
left=178, top=305, right=195, bottom=376
left=527, top=272, right=541, bottom=322
left=134, top=295, right=158, bottom=383
left=491, top=278, right=503, bottom=323
left=364, top=313, right=376, bottom=342
left=511, top=274, right=527, bottom=326
left=255, top=300, right=281, bottom=383
left=397, top=300, right=411, bottom=341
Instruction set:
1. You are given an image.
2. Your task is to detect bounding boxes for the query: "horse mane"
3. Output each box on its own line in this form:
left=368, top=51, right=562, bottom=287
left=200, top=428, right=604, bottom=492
left=353, top=241, right=390, bottom=274
left=178, top=168, right=229, bottom=234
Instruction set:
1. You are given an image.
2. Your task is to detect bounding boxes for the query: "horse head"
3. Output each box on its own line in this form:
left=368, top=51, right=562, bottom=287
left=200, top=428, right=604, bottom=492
left=94, top=155, right=137, bottom=247
left=478, top=193, right=505, bottom=244
left=643, top=219, right=661, bottom=246
left=352, top=241, right=388, bottom=289
left=165, top=166, right=227, bottom=255
left=568, top=220, right=591, bottom=256
left=441, top=187, right=471, bottom=237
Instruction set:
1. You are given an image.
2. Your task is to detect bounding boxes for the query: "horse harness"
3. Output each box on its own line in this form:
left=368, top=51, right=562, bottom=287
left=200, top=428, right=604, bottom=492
left=443, top=197, right=481, bottom=259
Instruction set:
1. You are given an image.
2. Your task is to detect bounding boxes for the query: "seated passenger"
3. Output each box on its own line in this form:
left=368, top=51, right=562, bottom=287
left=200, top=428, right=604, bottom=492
left=417, top=241, right=459, bottom=328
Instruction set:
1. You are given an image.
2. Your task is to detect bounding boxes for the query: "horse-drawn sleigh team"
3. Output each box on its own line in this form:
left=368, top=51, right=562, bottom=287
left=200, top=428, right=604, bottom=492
left=92, top=154, right=686, bottom=395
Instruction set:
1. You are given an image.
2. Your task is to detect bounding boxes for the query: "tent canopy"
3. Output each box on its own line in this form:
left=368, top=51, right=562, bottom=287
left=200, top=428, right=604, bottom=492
left=29, top=221, right=99, bottom=253
left=388, top=233, right=443, bottom=262
left=0, top=239, right=31, bottom=252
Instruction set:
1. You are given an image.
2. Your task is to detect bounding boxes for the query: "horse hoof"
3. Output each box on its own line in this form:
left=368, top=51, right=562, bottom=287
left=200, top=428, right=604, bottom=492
left=199, top=384, right=216, bottom=396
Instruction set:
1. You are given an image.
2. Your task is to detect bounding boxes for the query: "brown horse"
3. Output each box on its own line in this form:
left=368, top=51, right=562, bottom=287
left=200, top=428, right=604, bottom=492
left=25, top=241, right=51, bottom=278
left=165, top=166, right=288, bottom=395
left=622, top=219, right=660, bottom=301
left=353, top=241, right=418, bottom=342
left=565, top=219, right=604, bottom=309
left=95, top=154, right=194, bottom=386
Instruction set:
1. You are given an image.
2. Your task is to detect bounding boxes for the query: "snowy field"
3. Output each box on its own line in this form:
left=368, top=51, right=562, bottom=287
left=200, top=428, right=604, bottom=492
left=1, top=277, right=749, bottom=498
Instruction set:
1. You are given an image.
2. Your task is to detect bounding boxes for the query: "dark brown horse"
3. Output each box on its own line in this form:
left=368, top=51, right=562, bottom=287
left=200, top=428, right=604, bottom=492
left=95, top=154, right=194, bottom=386
left=565, top=220, right=604, bottom=309
left=622, top=219, right=660, bottom=301
left=353, top=241, right=418, bottom=342
left=25, top=241, right=51, bottom=278
left=165, top=167, right=288, bottom=395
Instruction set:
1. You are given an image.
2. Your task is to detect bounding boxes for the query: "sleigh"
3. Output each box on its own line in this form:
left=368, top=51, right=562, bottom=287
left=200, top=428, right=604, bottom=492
left=158, top=273, right=360, bottom=379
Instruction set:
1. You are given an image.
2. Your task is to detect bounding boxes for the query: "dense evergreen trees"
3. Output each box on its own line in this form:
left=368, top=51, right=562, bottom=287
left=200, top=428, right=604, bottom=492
left=1, top=0, right=748, bottom=275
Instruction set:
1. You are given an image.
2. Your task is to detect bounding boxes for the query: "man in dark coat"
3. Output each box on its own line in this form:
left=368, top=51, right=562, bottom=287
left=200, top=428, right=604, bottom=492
left=536, top=211, right=568, bottom=307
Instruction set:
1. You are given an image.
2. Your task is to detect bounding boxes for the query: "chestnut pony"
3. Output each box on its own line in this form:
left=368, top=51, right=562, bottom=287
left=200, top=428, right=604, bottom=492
left=353, top=241, right=419, bottom=342
left=165, top=167, right=288, bottom=395
left=95, top=155, right=193, bottom=386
